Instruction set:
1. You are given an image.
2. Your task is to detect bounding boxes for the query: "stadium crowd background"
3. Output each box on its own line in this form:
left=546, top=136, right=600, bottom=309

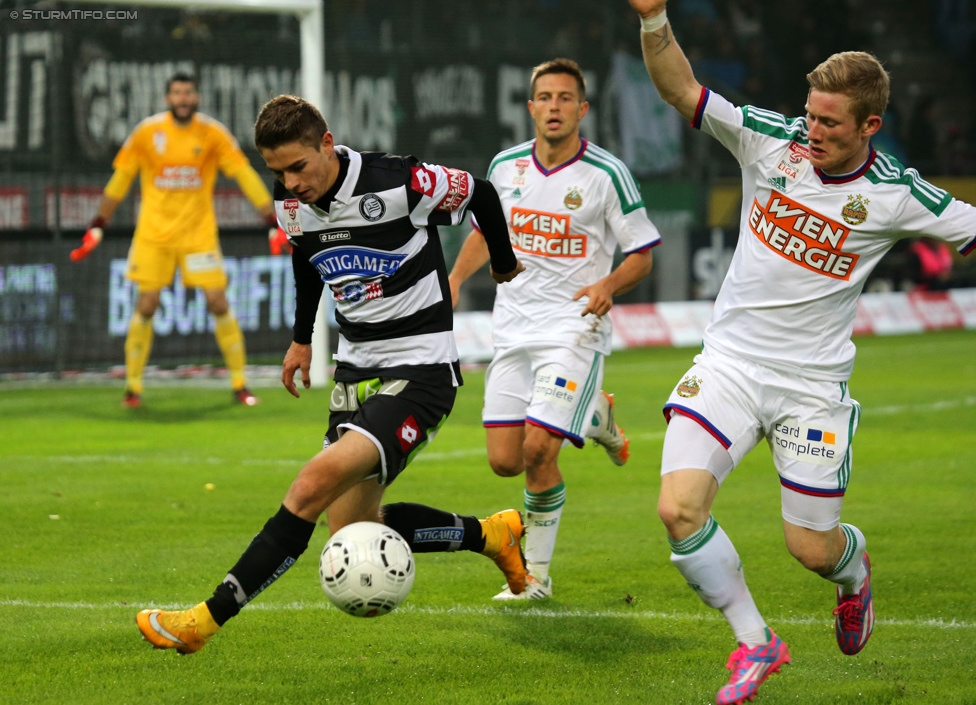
left=2, top=0, right=976, bottom=375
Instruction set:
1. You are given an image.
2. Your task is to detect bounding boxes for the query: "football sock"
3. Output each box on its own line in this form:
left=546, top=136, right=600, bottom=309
left=205, top=504, right=315, bottom=626
left=214, top=311, right=247, bottom=391
left=382, top=502, right=484, bottom=553
left=124, top=313, right=154, bottom=395
left=524, top=482, right=566, bottom=581
left=669, top=515, right=769, bottom=648
left=826, top=523, right=867, bottom=595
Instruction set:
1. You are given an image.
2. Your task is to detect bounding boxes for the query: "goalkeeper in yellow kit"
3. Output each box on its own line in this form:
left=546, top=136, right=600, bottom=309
left=72, top=72, right=285, bottom=408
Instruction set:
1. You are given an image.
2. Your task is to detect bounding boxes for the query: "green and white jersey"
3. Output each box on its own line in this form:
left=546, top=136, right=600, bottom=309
left=474, top=138, right=661, bottom=355
left=693, top=89, right=976, bottom=381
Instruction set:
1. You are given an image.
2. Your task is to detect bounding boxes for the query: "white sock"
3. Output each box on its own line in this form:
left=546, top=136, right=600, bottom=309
left=524, top=483, right=566, bottom=581
left=827, top=523, right=867, bottom=595
left=670, top=515, right=768, bottom=647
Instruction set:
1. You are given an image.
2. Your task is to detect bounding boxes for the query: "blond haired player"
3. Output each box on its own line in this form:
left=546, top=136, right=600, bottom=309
left=627, top=1, right=976, bottom=703
left=71, top=72, right=282, bottom=408
left=450, top=58, right=660, bottom=600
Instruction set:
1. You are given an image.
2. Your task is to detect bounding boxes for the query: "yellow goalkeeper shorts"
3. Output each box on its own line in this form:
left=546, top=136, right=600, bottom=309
left=125, top=237, right=228, bottom=291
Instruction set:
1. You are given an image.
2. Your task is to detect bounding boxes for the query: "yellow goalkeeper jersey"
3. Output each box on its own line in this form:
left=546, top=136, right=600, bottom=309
left=105, top=111, right=271, bottom=247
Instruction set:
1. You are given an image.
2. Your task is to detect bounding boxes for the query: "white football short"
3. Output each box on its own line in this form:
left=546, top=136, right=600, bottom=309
left=661, top=347, right=861, bottom=531
left=483, top=343, right=604, bottom=447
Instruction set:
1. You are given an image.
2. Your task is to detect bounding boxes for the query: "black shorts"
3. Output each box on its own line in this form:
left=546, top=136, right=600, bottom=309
left=325, top=377, right=457, bottom=485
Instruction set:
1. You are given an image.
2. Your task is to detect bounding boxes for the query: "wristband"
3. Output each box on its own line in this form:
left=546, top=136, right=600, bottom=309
left=640, top=11, right=668, bottom=32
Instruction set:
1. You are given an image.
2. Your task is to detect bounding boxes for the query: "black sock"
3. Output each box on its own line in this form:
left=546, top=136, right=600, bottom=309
left=382, top=502, right=485, bottom=553
left=206, top=504, right=316, bottom=626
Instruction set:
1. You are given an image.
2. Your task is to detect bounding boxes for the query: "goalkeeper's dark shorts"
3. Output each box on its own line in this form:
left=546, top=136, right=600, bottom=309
left=324, top=377, right=456, bottom=485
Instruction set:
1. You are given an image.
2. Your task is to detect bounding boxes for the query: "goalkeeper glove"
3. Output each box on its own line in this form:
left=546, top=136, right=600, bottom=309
left=70, top=217, right=105, bottom=262
left=267, top=214, right=292, bottom=255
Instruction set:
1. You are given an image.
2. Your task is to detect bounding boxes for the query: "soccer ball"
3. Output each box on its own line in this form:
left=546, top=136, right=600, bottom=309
left=318, top=521, right=415, bottom=617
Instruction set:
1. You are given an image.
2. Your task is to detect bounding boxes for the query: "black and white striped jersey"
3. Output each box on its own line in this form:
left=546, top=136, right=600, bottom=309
left=275, top=145, right=476, bottom=388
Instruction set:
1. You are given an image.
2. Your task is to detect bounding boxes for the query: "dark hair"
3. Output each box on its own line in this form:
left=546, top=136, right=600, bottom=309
left=530, top=58, right=586, bottom=101
left=254, top=95, right=329, bottom=151
left=166, top=72, right=198, bottom=93
left=807, top=51, right=889, bottom=124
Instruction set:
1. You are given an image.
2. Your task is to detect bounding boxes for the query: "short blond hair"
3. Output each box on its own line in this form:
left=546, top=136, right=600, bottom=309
left=806, top=51, right=889, bottom=125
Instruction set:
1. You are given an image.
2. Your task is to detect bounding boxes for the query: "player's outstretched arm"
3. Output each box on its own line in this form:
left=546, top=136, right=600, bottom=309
left=627, top=0, right=703, bottom=122
left=448, top=230, right=491, bottom=308
left=573, top=249, right=653, bottom=317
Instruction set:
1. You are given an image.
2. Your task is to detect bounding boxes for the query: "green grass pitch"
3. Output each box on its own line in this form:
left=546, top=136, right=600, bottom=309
left=2, top=330, right=975, bottom=704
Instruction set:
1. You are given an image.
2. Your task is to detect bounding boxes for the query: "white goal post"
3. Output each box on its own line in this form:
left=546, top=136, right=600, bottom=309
left=73, top=0, right=331, bottom=387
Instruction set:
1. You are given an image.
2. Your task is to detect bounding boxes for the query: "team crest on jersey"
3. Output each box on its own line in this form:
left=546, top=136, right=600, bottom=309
left=676, top=375, right=701, bottom=398
left=359, top=193, right=386, bottom=222
left=153, top=131, right=167, bottom=155
left=841, top=194, right=869, bottom=225
left=564, top=187, right=583, bottom=210
left=283, top=199, right=302, bottom=234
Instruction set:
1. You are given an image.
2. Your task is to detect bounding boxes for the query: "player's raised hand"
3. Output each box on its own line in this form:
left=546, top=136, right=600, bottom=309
left=281, top=341, right=312, bottom=398
left=489, top=260, right=526, bottom=284
left=628, top=0, right=667, bottom=18
left=70, top=218, right=105, bottom=262
left=573, top=280, right=615, bottom=317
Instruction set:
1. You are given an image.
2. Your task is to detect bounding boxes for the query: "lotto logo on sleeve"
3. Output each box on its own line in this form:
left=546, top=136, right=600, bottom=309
left=396, top=415, right=421, bottom=452
left=510, top=207, right=586, bottom=258
left=410, top=166, right=437, bottom=197
left=436, top=168, right=471, bottom=212
left=748, top=193, right=860, bottom=280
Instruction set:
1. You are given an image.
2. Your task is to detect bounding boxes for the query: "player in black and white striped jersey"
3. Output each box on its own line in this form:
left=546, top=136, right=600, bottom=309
left=136, top=95, right=528, bottom=654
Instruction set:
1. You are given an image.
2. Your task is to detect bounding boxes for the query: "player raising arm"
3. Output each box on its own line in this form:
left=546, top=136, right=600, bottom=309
left=627, top=1, right=976, bottom=704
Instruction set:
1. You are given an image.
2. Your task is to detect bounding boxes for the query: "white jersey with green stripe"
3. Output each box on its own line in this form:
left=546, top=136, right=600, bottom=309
left=696, top=88, right=976, bottom=381
left=476, top=138, right=661, bottom=354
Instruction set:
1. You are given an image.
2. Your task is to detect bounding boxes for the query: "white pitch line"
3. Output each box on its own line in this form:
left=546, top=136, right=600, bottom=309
left=871, top=395, right=976, bottom=416
left=0, top=598, right=972, bottom=630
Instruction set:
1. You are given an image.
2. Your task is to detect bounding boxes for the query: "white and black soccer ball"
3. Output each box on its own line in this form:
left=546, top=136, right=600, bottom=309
left=318, top=521, right=415, bottom=617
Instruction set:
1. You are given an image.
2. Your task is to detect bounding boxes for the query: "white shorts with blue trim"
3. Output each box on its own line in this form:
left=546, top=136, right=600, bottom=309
left=661, top=347, right=861, bottom=531
left=483, top=343, right=604, bottom=447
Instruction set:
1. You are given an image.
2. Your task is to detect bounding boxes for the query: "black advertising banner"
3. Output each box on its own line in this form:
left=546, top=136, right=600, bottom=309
left=0, top=233, right=296, bottom=371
